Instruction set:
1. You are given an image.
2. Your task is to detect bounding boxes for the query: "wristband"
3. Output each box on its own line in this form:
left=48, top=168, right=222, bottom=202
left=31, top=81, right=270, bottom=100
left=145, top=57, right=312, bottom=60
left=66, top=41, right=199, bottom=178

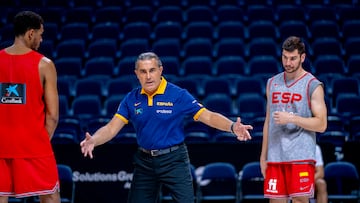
left=230, top=122, right=235, bottom=134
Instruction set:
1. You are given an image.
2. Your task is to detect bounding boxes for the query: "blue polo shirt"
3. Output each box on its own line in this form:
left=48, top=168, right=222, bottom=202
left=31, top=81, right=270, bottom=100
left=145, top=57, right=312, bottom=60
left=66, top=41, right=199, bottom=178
left=115, top=77, right=205, bottom=150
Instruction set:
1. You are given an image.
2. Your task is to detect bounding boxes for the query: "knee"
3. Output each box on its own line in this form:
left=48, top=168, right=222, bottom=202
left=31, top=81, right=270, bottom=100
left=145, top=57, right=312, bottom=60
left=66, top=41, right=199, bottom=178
left=316, top=178, right=327, bottom=192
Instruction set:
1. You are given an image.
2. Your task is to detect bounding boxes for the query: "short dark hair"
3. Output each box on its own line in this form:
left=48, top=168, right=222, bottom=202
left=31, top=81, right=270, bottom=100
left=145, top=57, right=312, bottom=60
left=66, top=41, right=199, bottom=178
left=282, top=36, right=306, bottom=55
left=13, top=11, right=43, bottom=37
left=135, top=52, right=163, bottom=69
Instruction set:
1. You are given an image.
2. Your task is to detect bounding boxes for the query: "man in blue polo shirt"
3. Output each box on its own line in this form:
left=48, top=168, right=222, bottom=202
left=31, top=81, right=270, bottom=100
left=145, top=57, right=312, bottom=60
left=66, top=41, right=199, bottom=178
left=80, top=52, right=253, bottom=203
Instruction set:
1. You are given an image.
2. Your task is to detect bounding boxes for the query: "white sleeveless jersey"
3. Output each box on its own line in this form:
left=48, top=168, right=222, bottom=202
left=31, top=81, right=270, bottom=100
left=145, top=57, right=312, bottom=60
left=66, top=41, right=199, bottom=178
left=267, top=72, right=322, bottom=162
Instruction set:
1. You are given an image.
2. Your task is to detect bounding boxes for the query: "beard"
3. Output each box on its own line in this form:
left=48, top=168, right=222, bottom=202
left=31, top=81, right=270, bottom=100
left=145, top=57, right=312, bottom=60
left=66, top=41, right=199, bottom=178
left=283, top=60, right=302, bottom=73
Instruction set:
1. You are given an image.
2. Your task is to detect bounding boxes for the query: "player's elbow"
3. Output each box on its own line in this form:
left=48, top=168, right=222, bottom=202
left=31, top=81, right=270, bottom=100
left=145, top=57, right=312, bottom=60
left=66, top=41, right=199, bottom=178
left=318, top=122, right=327, bottom=133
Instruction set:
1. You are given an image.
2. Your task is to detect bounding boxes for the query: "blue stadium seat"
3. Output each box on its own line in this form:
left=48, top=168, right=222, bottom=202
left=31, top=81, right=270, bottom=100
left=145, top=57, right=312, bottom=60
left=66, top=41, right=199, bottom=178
left=123, top=0, right=155, bottom=8
left=55, top=39, right=86, bottom=59
left=72, top=0, right=99, bottom=8
left=152, top=39, right=181, bottom=58
left=324, top=161, right=360, bottom=202
left=234, top=77, right=265, bottom=98
left=123, top=6, right=153, bottom=24
left=347, top=55, right=360, bottom=77
left=59, top=95, right=70, bottom=117
left=87, top=39, right=118, bottom=59
left=327, top=0, right=355, bottom=5
left=239, top=162, right=264, bottom=202
left=215, top=21, right=246, bottom=41
left=43, top=22, right=59, bottom=42
left=338, top=6, right=360, bottom=24
left=180, top=56, right=213, bottom=77
left=349, top=116, right=360, bottom=141
left=336, top=95, right=360, bottom=118
left=185, top=131, right=211, bottom=144
left=56, top=117, right=83, bottom=141
left=100, top=0, right=124, bottom=6
left=202, top=93, right=235, bottom=117
left=247, top=21, right=279, bottom=41
left=52, top=132, right=78, bottom=145
left=213, top=131, right=240, bottom=143
left=18, top=0, right=44, bottom=9
left=0, top=24, right=14, bottom=42
left=213, top=0, right=241, bottom=6
left=117, top=56, right=138, bottom=76
left=310, top=20, right=341, bottom=40
left=342, top=20, right=360, bottom=40
left=307, top=6, right=337, bottom=22
left=55, top=57, right=82, bottom=79
left=83, top=57, right=115, bottom=79
left=241, top=0, right=269, bottom=6
left=216, top=5, right=244, bottom=23
left=153, top=22, right=183, bottom=41
left=278, top=21, right=310, bottom=42
left=202, top=78, right=232, bottom=97
left=311, top=38, right=344, bottom=61
left=270, top=0, right=297, bottom=6
left=119, top=39, right=149, bottom=59
left=183, top=119, right=211, bottom=135
left=331, top=77, right=359, bottom=105
left=71, top=95, right=103, bottom=119
left=104, top=95, right=124, bottom=117
left=214, top=38, right=246, bottom=58
left=38, top=40, right=54, bottom=58
left=173, top=78, right=202, bottom=98
left=94, top=6, right=122, bottom=24
left=247, top=56, right=280, bottom=78
left=156, top=0, right=186, bottom=7
left=161, top=56, right=180, bottom=77
left=313, top=55, right=345, bottom=77
left=247, top=38, right=280, bottom=59
left=183, top=22, right=214, bottom=41
left=299, top=0, right=325, bottom=6
left=152, top=6, right=184, bottom=24
left=182, top=38, right=213, bottom=58
left=246, top=5, right=276, bottom=24
left=38, top=8, right=65, bottom=25
left=74, top=78, right=104, bottom=98
left=184, top=5, right=215, bottom=23
left=106, top=78, right=134, bottom=97
left=85, top=117, right=111, bottom=134
left=317, top=131, right=348, bottom=147
left=56, top=164, right=76, bottom=203
left=214, top=56, right=246, bottom=77
left=121, top=22, right=152, bottom=41
left=63, top=7, right=94, bottom=24
left=43, top=0, right=71, bottom=8
left=276, top=5, right=306, bottom=24
left=344, top=37, right=360, bottom=57
left=58, top=78, right=73, bottom=99
left=198, top=162, right=239, bottom=202
left=91, top=22, right=120, bottom=41
left=236, top=93, right=266, bottom=121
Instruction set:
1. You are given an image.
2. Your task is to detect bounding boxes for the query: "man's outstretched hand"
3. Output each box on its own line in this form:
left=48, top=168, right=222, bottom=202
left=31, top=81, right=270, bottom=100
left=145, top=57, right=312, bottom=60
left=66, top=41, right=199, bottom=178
left=80, top=132, right=95, bottom=159
left=233, top=117, right=253, bottom=141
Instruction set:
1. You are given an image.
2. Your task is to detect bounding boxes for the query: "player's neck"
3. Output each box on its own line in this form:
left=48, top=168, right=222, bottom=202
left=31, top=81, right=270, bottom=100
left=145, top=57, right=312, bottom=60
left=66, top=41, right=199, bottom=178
left=6, top=39, right=32, bottom=54
left=285, top=68, right=307, bottom=81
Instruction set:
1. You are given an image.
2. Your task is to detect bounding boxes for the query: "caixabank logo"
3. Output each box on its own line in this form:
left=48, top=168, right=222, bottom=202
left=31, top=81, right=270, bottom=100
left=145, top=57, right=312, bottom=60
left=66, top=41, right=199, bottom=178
left=0, top=83, right=26, bottom=104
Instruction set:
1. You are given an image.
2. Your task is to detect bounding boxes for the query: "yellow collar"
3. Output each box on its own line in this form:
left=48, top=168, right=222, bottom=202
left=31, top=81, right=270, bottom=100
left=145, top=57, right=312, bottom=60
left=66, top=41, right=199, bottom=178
left=140, top=76, right=167, bottom=97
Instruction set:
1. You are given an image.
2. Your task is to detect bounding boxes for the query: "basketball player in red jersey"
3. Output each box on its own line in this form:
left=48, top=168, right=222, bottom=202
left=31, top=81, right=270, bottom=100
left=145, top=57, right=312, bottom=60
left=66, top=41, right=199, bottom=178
left=0, top=11, right=60, bottom=203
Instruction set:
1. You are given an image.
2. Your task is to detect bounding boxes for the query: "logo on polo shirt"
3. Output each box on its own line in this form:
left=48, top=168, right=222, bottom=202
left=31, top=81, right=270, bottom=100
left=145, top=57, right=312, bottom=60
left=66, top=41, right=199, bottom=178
left=0, top=83, right=26, bottom=104
left=135, top=108, right=143, bottom=115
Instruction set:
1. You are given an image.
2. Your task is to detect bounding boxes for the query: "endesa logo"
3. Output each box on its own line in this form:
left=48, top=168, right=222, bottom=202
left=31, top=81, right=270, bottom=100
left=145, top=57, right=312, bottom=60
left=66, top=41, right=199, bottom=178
left=272, top=92, right=302, bottom=103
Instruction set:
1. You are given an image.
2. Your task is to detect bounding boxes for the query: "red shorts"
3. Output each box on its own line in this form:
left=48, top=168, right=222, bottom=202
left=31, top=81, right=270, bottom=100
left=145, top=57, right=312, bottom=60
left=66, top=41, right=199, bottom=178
left=0, top=156, right=59, bottom=198
left=264, top=161, right=315, bottom=199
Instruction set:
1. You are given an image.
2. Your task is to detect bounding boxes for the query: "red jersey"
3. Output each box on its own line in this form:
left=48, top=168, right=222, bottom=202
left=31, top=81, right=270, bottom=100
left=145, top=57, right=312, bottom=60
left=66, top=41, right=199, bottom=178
left=0, top=50, right=53, bottom=158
